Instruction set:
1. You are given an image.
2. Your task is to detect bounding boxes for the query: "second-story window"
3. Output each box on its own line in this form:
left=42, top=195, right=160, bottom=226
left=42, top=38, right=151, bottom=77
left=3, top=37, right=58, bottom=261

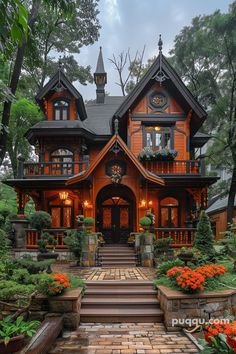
left=144, top=126, right=172, bottom=149
left=51, top=148, right=73, bottom=175
left=53, top=100, right=69, bottom=120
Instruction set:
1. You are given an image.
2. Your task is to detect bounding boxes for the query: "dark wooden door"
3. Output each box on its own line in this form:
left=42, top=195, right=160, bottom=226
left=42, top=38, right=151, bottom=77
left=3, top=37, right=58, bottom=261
left=99, top=198, right=131, bottom=243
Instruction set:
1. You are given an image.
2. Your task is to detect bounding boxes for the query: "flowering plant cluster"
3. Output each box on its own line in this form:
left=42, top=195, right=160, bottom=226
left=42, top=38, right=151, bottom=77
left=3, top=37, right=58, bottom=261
left=201, top=320, right=236, bottom=353
left=48, top=273, right=71, bottom=296
left=166, top=264, right=227, bottom=293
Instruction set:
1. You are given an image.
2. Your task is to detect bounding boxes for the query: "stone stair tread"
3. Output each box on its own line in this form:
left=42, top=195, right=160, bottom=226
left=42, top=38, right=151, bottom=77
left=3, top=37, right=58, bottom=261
left=82, top=297, right=158, bottom=304
left=80, top=308, right=163, bottom=316
left=85, top=289, right=157, bottom=295
left=86, top=280, right=153, bottom=285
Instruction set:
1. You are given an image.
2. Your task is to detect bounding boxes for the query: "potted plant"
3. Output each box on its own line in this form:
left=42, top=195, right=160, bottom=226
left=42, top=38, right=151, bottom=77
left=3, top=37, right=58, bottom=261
left=176, top=247, right=194, bottom=265
left=0, top=315, right=40, bottom=354
left=139, top=216, right=152, bottom=231
left=84, top=217, right=95, bottom=231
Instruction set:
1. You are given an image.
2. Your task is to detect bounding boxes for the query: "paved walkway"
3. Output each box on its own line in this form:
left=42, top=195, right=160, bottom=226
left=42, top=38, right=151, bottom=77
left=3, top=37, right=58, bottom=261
left=49, top=323, right=199, bottom=354
left=52, top=263, right=156, bottom=281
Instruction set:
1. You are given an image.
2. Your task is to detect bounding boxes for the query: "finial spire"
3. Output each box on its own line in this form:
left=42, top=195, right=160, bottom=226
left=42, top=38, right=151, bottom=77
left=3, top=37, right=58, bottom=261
left=158, top=34, right=163, bottom=53
left=94, top=46, right=107, bottom=104
left=114, top=118, right=119, bottom=135
left=58, top=56, right=62, bottom=70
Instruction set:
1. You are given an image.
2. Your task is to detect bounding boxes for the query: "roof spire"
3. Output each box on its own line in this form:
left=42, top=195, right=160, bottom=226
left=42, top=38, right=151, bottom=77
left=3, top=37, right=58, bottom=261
left=94, top=46, right=107, bottom=104
left=58, top=55, right=62, bottom=70
left=158, top=34, right=163, bottom=53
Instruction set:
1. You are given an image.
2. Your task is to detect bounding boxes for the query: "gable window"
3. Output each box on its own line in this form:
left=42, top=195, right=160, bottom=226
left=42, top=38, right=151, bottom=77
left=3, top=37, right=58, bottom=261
left=144, top=126, right=172, bottom=149
left=51, top=148, right=73, bottom=175
left=53, top=100, right=69, bottom=120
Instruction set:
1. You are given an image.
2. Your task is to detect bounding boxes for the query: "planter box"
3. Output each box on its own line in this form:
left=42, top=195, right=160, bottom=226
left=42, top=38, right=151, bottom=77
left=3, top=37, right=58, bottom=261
left=29, top=287, right=83, bottom=330
left=158, top=285, right=236, bottom=331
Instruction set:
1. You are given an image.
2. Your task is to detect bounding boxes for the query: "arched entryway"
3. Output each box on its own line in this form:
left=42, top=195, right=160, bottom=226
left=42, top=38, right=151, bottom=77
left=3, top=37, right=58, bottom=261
left=96, top=184, right=136, bottom=244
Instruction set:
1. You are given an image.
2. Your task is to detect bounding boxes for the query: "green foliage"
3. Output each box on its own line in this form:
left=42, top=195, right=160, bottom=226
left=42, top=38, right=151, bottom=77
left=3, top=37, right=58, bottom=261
left=0, top=229, right=11, bottom=260
left=0, top=280, right=35, bottom=301
left=138, top=147, right=178, bottom=161
left=30, top=211, right=52, bottom=232
left=156, top=259, right=184, bottom=277
left=68, top=274, right=85, bottom=289
left=223, top=224, right=236, bottom=268
left=154, top=237, right=173, bottom=256
left=11, top=268, right=31, bottom=284
left=194, top=211, right=215, bottom=255
left=198, top=333, right=235, bottom=354
left=139, top=216, right=152, bottom=226
left=0, top=315, right=40, bottom=345
left=64, top=229, right=82, bottom=259
left=37, top=232, right=58, bottom=253
left=83, top=217, right=95, bottom=226
left=6, top=98, right=43, bottom=177
left=14, top=255, right=55, bottom=274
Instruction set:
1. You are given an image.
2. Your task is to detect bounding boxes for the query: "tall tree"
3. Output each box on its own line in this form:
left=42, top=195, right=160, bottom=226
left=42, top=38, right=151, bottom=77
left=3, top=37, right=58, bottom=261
left=170, top=2, right=236, bottom=223
left=0, top=0, right=99, bottom=166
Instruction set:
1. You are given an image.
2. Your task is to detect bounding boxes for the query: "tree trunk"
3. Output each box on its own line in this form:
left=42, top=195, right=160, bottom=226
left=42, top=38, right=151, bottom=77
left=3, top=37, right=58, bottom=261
left=0, top=0, right=41, bottom=166
left=227, top=159, right=236, bottom=223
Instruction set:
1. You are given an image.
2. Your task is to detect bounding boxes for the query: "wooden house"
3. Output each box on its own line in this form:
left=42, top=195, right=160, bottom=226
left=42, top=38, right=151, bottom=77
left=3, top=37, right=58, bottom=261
left=5, top=40, right=218, bottom=248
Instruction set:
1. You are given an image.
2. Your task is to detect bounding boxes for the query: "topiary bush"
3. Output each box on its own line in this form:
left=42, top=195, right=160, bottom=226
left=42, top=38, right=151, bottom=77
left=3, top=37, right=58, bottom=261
left=84, top=217, right=94, bottom=226
left=194, top=210, right=215, bottom=256
left=140, top=216, right=152, bottom=227
left=30, top=211, right=52, bottom=233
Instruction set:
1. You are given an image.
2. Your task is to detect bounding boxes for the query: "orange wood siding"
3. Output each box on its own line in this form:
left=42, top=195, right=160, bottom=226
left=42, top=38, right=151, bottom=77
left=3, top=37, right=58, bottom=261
left=46, top=91, right=76, bottom=121
left=209, top=209, right=236, bottom=240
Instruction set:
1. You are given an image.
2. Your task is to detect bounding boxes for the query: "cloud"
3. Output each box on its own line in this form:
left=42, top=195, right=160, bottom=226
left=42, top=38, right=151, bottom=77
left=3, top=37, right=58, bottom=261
left=105, top=0, right=121, bottom=25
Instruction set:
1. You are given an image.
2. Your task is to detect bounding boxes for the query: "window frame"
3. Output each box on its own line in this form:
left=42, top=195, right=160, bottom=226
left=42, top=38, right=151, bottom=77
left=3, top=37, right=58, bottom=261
left=143, top=126, right=174, bottom=149
left=50, top=148, right=74, bottom=175
left=53, top=98, right=70, bottom=121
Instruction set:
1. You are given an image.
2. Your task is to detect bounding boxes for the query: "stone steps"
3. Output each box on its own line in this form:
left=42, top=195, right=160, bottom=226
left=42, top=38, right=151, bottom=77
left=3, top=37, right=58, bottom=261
left=81, top=281, right=163, bottom=323
left=98, top=244, right=137, bottom=267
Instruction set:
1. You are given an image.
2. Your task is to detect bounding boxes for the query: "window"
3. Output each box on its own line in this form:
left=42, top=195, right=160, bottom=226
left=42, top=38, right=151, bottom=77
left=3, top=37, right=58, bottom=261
left=160, top=197, right=179, bottom=228
left=51, top=149, right=73, bottom=175
left=144, top=126, right=172, bottom=149
left=53, top=100, right=69, bottom=120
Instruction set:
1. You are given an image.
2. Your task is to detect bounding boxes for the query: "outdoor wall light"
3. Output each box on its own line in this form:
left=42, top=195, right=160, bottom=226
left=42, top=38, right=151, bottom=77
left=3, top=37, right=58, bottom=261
left=139, top=199, right=146, bottom=208
left=59, top=191, right=68, bottom=201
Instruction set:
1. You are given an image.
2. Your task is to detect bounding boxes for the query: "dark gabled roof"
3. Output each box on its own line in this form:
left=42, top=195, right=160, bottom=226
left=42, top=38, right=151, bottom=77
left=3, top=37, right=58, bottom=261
left=192, top=132, right=211, bottom=148
left=114, top=55, right=207, bottom=134
left=84, top=96, right=125, bottom=135
left=35, top=70, right=87, bottom=121
left=206, top=195, right=236, bottom=214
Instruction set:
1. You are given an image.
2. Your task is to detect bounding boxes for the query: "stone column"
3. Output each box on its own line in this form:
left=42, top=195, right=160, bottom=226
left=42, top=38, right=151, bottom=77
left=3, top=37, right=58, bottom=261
left=81, top=233, right=98, bottom=266
left=140, top=233, right=154, bottom=267
left=11, top=219, right=30, bottom=248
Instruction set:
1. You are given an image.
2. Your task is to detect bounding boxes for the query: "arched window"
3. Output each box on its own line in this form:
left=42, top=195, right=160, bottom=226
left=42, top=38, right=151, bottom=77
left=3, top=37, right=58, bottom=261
left=51, top=149, right=73, bottom=175
left=53, top=99, right=69, bottom=120
left=160, top=197, right=179, bottom=228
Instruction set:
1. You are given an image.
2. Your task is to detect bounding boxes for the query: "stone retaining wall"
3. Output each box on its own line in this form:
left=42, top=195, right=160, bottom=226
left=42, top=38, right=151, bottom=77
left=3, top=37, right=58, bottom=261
left=158, top=285, right=236, bottom=331
left=0, top=288, right=83, bottom=330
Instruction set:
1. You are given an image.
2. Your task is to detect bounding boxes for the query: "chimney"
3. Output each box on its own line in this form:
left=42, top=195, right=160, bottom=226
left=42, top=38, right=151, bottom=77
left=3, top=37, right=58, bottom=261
left=94, top=46, right=107, bottom=104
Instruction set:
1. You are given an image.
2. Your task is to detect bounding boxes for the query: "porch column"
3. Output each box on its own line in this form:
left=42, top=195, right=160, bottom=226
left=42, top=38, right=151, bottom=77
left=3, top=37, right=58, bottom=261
left=16, top=189, right=27, bottom=216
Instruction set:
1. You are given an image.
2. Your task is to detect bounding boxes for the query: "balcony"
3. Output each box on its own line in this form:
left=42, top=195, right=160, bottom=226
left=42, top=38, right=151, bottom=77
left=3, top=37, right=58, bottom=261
left=142, top=160, right=201, bottom=175
left=23, top=160, right=89, bottom=178
left=155, top=228, right=196, bottom=246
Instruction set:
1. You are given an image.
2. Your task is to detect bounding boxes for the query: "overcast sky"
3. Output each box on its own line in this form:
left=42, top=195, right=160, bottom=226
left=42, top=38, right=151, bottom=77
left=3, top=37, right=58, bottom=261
left=75, top=0, right=233, bottom=100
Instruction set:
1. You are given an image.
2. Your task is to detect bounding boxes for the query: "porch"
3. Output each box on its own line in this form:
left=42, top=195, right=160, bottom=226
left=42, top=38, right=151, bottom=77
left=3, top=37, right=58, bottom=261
left=25, top=227, right=196, bottom=249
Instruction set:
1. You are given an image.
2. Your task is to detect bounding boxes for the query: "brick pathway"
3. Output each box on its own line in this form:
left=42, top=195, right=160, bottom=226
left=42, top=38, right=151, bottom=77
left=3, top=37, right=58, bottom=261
left=52, top=264, right=156, bottom=281
left=48, top=323, right=199, bottom=354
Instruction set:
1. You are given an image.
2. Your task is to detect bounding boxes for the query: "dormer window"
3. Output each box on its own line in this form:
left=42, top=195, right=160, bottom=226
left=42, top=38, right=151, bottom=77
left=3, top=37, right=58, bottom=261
left=144, top=126, right=172, bottom=149
left=53, top=99, right=69, bottom=120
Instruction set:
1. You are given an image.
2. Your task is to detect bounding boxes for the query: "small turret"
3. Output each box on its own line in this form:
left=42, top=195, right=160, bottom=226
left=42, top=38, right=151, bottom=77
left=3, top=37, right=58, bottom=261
left=94, top=46, right=107, bottom=104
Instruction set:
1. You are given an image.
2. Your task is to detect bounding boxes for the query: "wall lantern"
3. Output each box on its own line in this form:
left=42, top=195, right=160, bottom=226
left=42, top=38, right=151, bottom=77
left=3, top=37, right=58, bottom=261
left=148, top=200, right=153, bottom=206
left=139, top=199, right=146, bottom=208
left=83, top=200, right=92, bottom=209
left=59, top=191, right=68, bottom=201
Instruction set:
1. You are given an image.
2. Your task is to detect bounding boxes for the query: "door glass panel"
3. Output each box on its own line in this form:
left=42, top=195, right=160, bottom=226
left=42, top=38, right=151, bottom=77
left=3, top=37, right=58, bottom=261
left=171, top=208, right=178, bottom=227
left=51, top=208, right=61, bottom=228
left=63, top=207, right=71, bottom=227
left=102, top=207, right=112, bottom=228
left=161, top=207, right=169, bottom=227
left=120, top=207, right=129, bottom=228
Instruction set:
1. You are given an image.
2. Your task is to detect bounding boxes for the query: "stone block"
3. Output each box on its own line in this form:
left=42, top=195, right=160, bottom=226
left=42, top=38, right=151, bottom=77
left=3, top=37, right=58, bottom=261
left=29, top=311, right=47, bottom=321
left=63, top=312, right=80, bottom=330
left=49, top=300, right=73, bottom=313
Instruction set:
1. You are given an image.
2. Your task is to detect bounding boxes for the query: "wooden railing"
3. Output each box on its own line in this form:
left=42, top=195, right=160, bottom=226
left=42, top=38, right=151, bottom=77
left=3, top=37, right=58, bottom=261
left=155, top=228, right=196, bottom=246
left=26, top=229, right=68, bottom=249
left=23, top=160, right=89, bottom=177
left=142, top=160, right=201, bottom=175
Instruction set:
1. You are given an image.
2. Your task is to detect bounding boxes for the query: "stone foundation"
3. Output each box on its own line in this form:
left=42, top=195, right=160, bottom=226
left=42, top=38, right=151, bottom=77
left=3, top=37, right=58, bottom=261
left=136, top=233, right=154, bottom=267
left=158, top=285, right=236, bottom=331
left=81, top=234, right=98, bottom=266
left=12, top=249, right=73, bottom=261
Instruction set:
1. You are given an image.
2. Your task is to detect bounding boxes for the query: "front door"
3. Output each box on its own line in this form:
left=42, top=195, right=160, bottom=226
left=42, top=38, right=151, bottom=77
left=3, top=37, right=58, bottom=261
left=99, top=197, right=131, bottom=244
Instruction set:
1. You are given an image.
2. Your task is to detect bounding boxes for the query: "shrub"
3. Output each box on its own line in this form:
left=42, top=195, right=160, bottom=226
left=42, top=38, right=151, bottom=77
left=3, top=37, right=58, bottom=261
left=0, top=280, right=35, bottom=300
left=11, top=268, right=31, bottom=284
left=30, top=211, right=51, bottom=232
left=83, top=217, right=94, bottom=226
left=15, top=255, right=55, bottom=274
left=139, top=216, right=152, bottom=227
left=194, top=210, right=215, bottom=256
left=64, top=229, right=82, bottom=259
left=156, top=259, right=184, bottom=277
left=0, top=229, right=11, bottom=260
left=37, top=232, right=58, bottom=253
left=154, top=237, right=173, bottom=257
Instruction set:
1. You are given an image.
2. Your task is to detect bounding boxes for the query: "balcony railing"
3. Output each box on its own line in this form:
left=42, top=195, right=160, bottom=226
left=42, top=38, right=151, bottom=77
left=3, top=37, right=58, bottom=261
left=23, top=160, right=89, bottom=177
left=155, top=228, right=196, bottom=246
left=142, top=160, right=201, bottom=175
left=26, top=229, right=68, bottom=249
